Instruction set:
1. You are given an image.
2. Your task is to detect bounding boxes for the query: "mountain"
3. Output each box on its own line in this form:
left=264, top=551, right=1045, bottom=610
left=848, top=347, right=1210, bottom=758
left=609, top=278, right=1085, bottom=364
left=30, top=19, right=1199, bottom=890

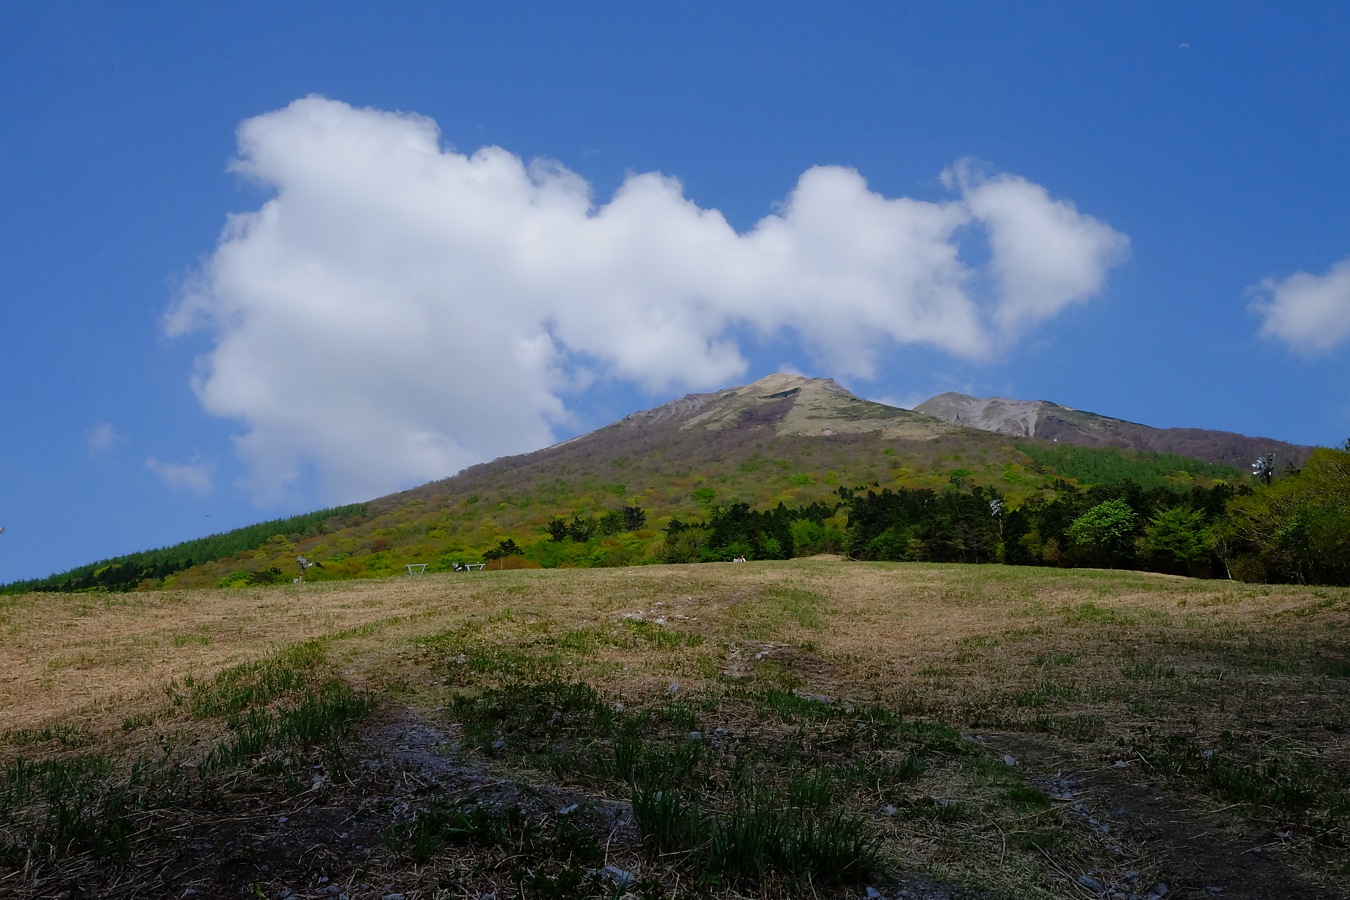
left=8, top=374, right=1263, bottom=592
left=913, top=391, right=1314, bottom=471
left=166, top=374, right=1029, bottom=586
left=580, top=373, right=953, bottom=440
left=387, top=373, right=975, bottom=516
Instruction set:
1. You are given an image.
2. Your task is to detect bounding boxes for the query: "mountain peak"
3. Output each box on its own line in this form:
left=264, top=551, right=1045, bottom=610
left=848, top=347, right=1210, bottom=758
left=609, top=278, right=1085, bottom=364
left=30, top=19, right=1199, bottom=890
left=739, top=372, right=854, bottom=399
left=614, top=373, right=945, bottom=440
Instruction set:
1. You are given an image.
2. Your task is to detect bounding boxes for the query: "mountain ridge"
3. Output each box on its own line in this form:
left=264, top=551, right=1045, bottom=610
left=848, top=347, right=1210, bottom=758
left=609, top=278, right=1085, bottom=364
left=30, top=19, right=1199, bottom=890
left=914, top=390, right=1315, bottom=470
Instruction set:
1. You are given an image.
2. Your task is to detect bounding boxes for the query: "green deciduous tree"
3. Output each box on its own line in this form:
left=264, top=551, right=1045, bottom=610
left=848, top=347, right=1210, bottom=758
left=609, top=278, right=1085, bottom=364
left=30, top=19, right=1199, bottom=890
left=1138, top=506, right=1213, bottom=576
left=1225, top=444, right=1350, bottom=585
left=1066, top=499, right=1139, bottom=568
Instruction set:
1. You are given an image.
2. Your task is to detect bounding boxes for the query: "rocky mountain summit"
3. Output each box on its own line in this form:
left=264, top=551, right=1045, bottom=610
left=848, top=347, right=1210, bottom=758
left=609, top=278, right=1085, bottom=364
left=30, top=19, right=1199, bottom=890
left=614, top=373, right=952, bottom=440
left=914, top=391, right=1314, bottom=470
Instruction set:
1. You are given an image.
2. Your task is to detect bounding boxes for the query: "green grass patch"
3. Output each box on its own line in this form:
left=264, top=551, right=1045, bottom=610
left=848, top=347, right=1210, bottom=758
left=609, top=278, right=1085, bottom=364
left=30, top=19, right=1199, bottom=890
left=1127, top=729, right=1350, bottom=846
left=0, top=642, right=374, bottom=866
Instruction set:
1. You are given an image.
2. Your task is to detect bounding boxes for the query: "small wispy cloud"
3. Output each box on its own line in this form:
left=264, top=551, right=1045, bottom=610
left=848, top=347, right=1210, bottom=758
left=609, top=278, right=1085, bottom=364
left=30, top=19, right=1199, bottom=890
left=146, top=455, right=214, bottom=494
left=1249, top=257, right=1350, bottom=355
left=85, top=422, right=122, bottom=455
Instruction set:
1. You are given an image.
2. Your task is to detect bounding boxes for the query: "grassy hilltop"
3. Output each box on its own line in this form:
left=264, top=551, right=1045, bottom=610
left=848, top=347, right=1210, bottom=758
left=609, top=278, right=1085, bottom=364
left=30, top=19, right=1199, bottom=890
left=2, top=561, right=1346, bottom=898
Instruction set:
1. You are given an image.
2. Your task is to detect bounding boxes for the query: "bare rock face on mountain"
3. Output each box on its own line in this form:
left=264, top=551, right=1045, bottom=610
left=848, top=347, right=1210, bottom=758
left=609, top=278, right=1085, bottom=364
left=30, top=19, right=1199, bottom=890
left=914, top=391, right=1314, bottom=470
left=619, top=373, right=952, bottom=440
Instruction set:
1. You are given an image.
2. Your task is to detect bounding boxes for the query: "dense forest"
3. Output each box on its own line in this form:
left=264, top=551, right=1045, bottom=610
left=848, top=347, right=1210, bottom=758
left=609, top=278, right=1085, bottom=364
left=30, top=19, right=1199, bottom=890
left=639, top=444, right=1350, bottom=586
left=2, top=505, right=367, bottom=593
left=846, top=442, right=1350, bottom=584
left=1014, top=442, right=1243, bottom=490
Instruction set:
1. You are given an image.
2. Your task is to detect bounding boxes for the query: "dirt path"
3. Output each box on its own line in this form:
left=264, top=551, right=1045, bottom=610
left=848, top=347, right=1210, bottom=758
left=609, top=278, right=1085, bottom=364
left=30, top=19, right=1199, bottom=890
left=982, top=733, right=1340, bottom=900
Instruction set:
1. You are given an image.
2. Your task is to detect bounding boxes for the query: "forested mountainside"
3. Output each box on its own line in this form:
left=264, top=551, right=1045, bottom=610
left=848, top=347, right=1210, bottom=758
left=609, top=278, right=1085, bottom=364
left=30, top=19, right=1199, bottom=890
left=13, top=374, right=1343, bottom=590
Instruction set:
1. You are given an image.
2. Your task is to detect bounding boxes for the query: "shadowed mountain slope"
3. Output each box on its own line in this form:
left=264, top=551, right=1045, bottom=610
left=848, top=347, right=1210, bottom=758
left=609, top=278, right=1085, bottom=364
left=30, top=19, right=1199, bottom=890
left=914, top=391, right=1314, bottom=471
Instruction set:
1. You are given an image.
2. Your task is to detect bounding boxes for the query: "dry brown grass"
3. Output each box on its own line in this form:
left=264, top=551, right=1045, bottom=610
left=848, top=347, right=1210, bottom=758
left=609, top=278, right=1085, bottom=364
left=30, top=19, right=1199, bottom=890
left=5, top=561, right=1346, bottom=745
left=2, top=562, right=1348, bottom=898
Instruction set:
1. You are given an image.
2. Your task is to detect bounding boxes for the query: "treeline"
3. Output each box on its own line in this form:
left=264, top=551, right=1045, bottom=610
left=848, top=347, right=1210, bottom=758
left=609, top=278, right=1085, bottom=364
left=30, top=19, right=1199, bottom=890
left=836, top=441, right=1350, bottom=585
left=661, top=501, right=841, bottom=563
left=1000, top=481, right=1238, bottom=577
left=1015, top=442, right=1242, bottom=490
left=843, top=479, right=1239, bottom=577
left=2, top=504, right=368, bottom=594
left=843, top=484, right=1007, bottom=565
left=545, top=506, right=647, bottom=542
left=1224, top=444, right=1350, bottom=585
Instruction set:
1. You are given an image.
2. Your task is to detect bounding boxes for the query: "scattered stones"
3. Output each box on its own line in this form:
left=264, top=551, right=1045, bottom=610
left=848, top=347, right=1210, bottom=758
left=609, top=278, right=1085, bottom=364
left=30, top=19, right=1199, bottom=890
left=1002, top=753, right=1018, bottom=767
left=1076, top=874, right=1105, bottom=892
left=666, top=681, right=680, bottom=695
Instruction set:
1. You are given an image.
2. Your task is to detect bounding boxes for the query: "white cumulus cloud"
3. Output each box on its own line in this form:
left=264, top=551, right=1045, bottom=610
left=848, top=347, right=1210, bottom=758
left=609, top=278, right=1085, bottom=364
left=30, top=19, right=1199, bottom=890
left=942, top=161, right=1131, bottom=335
left=167, top=96, right=1129, bottom=504
left=1250, top=258, right=1350, bottom=355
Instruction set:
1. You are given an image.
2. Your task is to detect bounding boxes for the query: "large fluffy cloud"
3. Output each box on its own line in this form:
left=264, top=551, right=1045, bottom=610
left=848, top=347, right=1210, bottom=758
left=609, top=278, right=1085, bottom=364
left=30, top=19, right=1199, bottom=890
left=1250, top=258, right=1350, bottom=355
left=167, top=96, right=1129, bottom=503
left=942, top=161, right=1130, bottom=334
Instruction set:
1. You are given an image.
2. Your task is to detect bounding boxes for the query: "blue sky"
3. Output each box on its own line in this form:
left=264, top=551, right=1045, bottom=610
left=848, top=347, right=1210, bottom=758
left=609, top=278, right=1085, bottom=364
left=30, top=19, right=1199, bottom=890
left=3, top=2, right=1350, bottom=583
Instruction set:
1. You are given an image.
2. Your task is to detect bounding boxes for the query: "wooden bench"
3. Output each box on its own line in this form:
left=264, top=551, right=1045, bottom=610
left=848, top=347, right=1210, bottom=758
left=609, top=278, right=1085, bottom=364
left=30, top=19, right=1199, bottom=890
left=451, top=563, right=486, bottom=572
